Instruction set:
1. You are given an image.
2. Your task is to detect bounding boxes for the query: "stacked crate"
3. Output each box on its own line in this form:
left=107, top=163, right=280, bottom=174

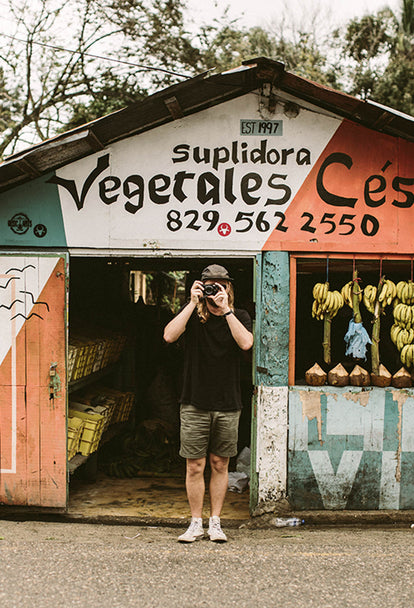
left=67, top=387, right=135, bottom=460
left=67, top=416, right=85, bottom=460
left=67, top=331, right=127, bottom=382
left=68, top=402, right=106, bottom=457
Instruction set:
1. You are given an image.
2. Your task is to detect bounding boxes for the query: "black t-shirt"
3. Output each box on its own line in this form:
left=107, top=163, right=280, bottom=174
left=180, top=308, right=252, bottom=411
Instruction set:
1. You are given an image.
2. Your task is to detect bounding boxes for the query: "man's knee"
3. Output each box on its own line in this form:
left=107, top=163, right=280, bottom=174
left=209, top=453, right=229, bottom=474
left=186, top=458, right=206, bottom=478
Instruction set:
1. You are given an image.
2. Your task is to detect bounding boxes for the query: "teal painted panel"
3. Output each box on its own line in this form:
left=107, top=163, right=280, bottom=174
left=256, top=251, right=289, bottom=387
left=400, top=453, right=414, bottom=509
left=0, top=173, right=66, bottom=247
left=383, top=390, right=400, bottom=452
left=288, top=450, right=324, bottom=509
left=288, top=386, right=414, bottom=510
left=346, top=451, right=382, bottom=509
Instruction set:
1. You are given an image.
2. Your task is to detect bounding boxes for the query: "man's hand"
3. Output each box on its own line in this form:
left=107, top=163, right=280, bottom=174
left=190, top=280, right=204, bottom=305
left=209, top=283, right=230, bottom=314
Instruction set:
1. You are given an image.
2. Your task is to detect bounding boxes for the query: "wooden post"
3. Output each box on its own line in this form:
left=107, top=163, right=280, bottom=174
left=323, top=313, right=331, bottom=365
left=352, top=269, right=362, bottom=323
left=371, top=275, right=385, bottom=375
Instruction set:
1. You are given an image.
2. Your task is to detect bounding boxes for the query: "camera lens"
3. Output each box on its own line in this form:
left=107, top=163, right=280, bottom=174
left=203, top=284, right=219, bottom=297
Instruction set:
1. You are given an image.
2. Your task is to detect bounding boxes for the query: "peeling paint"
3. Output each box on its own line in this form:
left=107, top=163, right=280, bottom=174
left=299, top=390, right=323, bottom=444
left=257, top=386, right=288, bottom=503
left=393, top=392, right=409, bottom=483
left=343, top=391, right=371, bottom=407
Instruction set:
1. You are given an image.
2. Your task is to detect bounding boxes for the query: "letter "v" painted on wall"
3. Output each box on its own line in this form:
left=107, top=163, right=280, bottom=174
left=47, top=154, right=110, bottom=210
left=309, top=450, right=363, bottom=509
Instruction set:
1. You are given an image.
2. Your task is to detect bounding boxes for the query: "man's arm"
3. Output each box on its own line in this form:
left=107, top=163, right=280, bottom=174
left=225, top=312, right=253, bottom=351
left=210, top=285, right=253, bottom=351
left=163, top=280, right=203, bottom=343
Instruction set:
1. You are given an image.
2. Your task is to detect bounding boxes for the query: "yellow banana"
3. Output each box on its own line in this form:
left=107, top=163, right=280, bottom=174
left=378, top=282, right=388, bottom=303
left=396, top=281, right=406, bottom=300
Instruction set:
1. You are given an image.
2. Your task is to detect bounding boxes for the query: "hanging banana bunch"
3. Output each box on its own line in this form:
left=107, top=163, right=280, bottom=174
left=312, top=281, right=344, bottom=365
left=391, top=280, right=414, bottom=368
left=362, top=277, right=396, bottom=375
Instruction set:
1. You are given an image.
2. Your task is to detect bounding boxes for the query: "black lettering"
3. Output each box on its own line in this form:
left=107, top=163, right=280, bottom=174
left=212, top=147, right=230, bottom=170
left=251, top=140, right=267, bottom=164
left=194, top=147, right=211, bottom=164
left=361, top=214, right=379, bottom=236
left=148, top=174, right=170, bottom=204
left=266, top=174, right=291, bottom=206
left=297, top=148, right=311, bottom=165
left=241, top=122, right=252, bottom=135
left=392, top=176, right=414, bottom=208
left=241, top=173, right=262, bottom=205
left=281, top=148, right=294, bottom=164
left=172, top=144, right=190, bottom=163
left=47, top=153, right=110, bottom=210
left=231, top=141, right=239, bottom=164
left=123, top=175, right=144, bottom=214
left=241, top=142, right=248, bottom=163
left=99, top=176, right=121, bottom=205
left=197, top=172, right=220, bottom=204
left=364, top=175, right=386, bottom=207
left=224, top=168, right=236, bottom=203
left=266, top=149, right=280, bottom=164
left=316, top=152, right=358, bottom=208
left=173, top=171, right=195, bottom=202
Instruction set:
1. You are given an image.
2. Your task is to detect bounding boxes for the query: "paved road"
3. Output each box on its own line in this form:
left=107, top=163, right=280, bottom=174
left=1, top=520, right=414, bottom=608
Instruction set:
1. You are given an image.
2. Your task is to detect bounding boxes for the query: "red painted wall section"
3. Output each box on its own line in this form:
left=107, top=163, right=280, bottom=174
left=0, top=256, right=67, bottom=508
left=263, top=120, right=414, bottom=253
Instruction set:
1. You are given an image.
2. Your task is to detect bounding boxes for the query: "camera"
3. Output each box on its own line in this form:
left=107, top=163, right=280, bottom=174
left=203, top=283, right=221, bottom=297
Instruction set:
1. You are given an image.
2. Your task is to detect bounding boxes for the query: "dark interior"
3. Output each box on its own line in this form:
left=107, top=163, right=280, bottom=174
left=68, top=256, right=254, bottom=485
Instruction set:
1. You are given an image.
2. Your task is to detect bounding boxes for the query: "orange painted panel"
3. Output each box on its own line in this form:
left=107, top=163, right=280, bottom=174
left=263, top=120, right=414, bottom=253
left=0, top=256, right=67, bottom=507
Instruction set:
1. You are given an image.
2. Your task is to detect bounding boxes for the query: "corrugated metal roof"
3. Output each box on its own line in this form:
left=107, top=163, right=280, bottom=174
left=0, top=57, right=413, bottom=192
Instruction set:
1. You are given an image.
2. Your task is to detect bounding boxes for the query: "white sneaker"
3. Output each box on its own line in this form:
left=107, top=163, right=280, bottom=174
left=178, top=519, right=204, bottom=543
left=208, top=516, right=227, bottom=542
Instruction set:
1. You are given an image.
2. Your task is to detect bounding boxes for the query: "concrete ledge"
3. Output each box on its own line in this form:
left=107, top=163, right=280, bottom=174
left=2, top=505, right=414, bottom=528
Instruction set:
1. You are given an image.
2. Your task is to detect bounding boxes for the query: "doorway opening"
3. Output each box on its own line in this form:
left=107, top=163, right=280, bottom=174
left=67, top=256, right=254, bottom=520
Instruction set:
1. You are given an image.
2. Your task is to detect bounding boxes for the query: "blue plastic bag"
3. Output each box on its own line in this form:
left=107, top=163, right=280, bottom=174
left=344, top=318, right=372, bottom=360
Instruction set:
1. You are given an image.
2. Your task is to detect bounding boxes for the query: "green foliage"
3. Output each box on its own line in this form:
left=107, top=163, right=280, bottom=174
left=344, top=11, right=395, bottom=61
left=1, top=0, right=414, bottom=158
left=338, top=2, right=414, bottom=114
left=61, top=70, right=147, bottom=131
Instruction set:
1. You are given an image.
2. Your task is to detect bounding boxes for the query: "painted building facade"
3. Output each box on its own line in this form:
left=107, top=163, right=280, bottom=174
left=0, top=58, right=414, bottom=512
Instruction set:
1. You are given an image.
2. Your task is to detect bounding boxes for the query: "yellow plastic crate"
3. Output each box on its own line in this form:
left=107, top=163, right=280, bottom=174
left=67, top=416, right=84, bottom=460
left=68, top=408, right=105, bottom=456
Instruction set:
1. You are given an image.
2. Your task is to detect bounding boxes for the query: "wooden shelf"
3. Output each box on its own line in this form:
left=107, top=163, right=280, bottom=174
left=68, top=365, right=116, bottom=393
left=68, top=454, right=89, bottom=474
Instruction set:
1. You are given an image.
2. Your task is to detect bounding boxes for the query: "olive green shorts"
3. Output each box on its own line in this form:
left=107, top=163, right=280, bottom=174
left=179, top=404, right=241, bottom=459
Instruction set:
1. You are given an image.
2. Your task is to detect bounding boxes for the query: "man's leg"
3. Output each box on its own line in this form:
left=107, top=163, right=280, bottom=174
left=178, top=457, right=206, bottom=542
left=186, top=457, right=206, bottom=518
left=207, top=453, right=230, bottom=542
left=209, top=453, right=229, bottom=517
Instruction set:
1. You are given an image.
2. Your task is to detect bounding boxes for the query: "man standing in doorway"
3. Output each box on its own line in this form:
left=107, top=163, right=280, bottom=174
left=163, top=264, right=253, bottom=542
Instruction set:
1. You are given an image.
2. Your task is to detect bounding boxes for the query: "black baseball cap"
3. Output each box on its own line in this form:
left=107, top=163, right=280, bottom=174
left=201, top=264, right=233, bottom=282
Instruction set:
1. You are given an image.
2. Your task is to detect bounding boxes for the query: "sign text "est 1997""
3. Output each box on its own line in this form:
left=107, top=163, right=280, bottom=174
left=240, top=119, right=283, bottom=137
